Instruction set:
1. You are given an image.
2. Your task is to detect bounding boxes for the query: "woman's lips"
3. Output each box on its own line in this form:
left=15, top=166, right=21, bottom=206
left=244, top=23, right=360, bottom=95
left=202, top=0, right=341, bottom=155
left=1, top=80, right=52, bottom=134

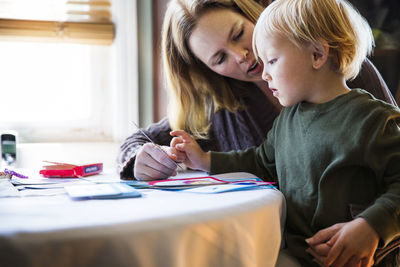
left=247, top=62, right=263, bottom=76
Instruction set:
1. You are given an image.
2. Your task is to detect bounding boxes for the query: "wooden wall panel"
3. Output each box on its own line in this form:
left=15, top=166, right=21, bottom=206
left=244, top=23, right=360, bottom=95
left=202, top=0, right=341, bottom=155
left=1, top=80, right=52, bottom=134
left=153, top=0, right=169, bottom=121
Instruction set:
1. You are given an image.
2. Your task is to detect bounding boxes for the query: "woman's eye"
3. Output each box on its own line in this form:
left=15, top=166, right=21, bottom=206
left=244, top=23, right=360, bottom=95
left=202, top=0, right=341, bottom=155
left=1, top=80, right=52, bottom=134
left=233, top=29, right=243, bottom=41
left=217, top=53, right=226, bottom=64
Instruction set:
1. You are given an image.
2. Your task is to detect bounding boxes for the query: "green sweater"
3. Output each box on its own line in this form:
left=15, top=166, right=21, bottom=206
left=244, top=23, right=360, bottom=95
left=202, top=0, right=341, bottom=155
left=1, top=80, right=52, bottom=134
left=210, top=89, right=400, bottom=265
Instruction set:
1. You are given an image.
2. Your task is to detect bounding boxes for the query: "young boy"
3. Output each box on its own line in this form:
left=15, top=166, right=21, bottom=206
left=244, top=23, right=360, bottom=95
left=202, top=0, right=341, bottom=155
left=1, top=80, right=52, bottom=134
left=170, top=0, right=400, bottom=266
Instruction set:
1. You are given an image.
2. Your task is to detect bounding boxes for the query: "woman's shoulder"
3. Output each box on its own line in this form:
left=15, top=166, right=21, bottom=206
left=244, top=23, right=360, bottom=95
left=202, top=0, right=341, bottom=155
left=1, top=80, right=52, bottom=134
left=347, top=59, right=397, bottom=106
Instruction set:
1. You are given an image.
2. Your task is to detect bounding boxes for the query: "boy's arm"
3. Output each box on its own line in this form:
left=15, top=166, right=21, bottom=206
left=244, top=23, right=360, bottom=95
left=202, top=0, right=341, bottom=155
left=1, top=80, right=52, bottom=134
left=210, top=136, right=277, bottom=181
left=171, top=129, right=277, bottom=181
left=307, top=111, right=400, bottom=266
left=358, top=113, right=400, bottom=247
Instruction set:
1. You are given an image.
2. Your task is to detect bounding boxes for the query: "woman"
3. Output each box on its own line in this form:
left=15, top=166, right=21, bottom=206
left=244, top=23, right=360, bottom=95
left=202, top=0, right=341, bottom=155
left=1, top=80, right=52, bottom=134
left=117, top=0, right=396, bottom=181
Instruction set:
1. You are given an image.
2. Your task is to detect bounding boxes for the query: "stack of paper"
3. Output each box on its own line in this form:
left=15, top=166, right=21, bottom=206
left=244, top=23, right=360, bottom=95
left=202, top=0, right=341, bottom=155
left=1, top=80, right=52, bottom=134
left=125, top=176, right=275, bottom=193
left=65, top=183, right=142, bottom=199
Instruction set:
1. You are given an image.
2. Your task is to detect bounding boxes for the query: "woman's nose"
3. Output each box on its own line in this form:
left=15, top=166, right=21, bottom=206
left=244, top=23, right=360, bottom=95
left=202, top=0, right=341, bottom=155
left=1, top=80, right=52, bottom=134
left=232, top=48, right=248, bottom=63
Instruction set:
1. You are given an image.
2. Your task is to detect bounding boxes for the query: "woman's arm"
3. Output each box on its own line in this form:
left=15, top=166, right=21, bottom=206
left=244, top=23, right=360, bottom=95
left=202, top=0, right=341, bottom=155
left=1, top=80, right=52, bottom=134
left=117, top=83, right=279, bottom=179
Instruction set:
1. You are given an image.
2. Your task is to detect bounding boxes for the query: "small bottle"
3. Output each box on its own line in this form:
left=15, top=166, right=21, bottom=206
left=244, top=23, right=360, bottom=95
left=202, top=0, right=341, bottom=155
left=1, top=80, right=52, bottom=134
left=1, top=132, right=17, bottom=168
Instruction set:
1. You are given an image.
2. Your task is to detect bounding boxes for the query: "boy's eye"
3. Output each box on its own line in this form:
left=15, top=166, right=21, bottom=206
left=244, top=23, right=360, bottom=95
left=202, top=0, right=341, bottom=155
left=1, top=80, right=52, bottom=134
left=268, top=58, right=277, bottom=65
left=233, top=28, right=244, bottom=41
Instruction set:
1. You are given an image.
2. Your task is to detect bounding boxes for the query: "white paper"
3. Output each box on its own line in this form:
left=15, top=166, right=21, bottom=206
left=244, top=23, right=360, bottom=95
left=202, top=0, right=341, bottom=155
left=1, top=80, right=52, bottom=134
left=0, top=180, right=20, bottom=197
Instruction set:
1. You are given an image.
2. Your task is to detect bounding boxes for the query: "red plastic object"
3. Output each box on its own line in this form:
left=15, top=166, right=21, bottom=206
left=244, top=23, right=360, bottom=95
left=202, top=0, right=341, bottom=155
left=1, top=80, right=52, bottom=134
left=39, top=161, right=103, bottom=178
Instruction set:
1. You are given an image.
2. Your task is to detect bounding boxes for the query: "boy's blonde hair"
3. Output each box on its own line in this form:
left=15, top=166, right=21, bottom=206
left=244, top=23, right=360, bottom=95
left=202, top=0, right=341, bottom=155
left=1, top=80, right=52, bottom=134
left=253, top=0, right=374, bottom=80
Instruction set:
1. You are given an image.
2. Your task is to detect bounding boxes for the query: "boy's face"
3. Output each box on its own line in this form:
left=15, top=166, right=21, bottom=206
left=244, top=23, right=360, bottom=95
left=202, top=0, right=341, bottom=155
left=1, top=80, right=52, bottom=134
left=255, top=32, right=316, bottom=107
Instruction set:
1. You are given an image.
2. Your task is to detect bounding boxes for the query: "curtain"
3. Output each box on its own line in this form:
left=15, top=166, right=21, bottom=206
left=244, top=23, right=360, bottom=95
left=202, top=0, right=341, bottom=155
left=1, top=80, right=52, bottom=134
left=0, top=0, right=114, bottom=45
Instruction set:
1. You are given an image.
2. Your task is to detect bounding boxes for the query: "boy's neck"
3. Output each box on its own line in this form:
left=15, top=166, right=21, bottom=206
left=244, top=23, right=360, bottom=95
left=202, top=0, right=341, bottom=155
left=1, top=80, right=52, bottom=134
left=306, top=68, right=350, bottom=104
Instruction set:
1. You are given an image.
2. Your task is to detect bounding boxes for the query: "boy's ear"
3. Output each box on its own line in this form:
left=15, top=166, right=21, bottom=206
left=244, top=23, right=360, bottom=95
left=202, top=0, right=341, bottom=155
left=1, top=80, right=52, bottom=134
left=311, top=39, right=329, bottom=69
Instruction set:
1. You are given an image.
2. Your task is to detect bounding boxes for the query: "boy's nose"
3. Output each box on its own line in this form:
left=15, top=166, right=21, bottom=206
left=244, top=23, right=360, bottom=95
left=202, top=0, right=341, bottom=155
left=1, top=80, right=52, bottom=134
left=262, top=72, right=272, bottom=82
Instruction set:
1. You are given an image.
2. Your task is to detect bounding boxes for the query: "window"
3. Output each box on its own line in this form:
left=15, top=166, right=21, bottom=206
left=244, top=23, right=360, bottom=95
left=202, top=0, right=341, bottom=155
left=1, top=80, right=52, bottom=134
left=0, top=41, right=113, bottom=142
left=0, top=0, right=139, bottom=143
left=0, top=42, right=93, bottom=123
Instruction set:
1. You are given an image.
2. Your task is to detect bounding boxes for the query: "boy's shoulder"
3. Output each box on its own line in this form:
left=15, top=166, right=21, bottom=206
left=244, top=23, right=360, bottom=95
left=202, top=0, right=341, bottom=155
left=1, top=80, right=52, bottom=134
left=340, top=89, right=400, bottom=137
left=349, top=88, right=399, bottom=116
left=276, top=88, right=399, bottom=122
left=276, top=88, right=399, bottom=128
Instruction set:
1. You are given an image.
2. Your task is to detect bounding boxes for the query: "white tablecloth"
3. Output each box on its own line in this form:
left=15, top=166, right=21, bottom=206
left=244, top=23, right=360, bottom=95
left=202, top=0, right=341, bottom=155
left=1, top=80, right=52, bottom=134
left=0, top=172, right=286, bottom=267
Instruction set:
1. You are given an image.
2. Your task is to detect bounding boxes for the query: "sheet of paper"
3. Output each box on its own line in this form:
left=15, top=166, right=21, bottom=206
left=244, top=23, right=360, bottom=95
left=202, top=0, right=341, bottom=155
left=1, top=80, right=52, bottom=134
left=0, top=180, right=20, bottom=197
left=125, top=173, right=275, bottom=191
left=65, top=183, right=142, bottom=199
left=182, top=184, right=261, bottom=194
left=149, top=177, right=226, bottom=187
left=11, top=177, right=86, bottom=185
left=19, top=188, right=67, bottom=197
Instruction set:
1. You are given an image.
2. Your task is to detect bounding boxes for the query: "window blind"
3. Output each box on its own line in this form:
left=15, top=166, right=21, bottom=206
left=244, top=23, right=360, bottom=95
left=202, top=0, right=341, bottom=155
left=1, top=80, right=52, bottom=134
left=0, top=0, right=114, bottom=45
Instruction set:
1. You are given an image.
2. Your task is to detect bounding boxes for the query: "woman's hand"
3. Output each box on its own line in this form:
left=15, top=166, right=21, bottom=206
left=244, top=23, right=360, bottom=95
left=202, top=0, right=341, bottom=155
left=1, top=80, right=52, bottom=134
left=306, top=218, right=379, bottom=267
left=170, top=130, right=211, bottom=172
left=133, top=143, right=179, bottom=181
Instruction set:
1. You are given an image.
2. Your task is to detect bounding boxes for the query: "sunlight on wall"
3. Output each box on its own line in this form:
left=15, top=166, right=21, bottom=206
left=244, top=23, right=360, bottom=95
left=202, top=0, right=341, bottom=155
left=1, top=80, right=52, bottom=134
left=0, top=41, right=92, bottom=122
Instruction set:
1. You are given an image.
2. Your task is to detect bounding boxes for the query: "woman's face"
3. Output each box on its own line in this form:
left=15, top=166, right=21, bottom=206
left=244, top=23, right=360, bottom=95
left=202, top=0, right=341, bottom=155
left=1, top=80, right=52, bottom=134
left=188, top=8, right=263, bottom=82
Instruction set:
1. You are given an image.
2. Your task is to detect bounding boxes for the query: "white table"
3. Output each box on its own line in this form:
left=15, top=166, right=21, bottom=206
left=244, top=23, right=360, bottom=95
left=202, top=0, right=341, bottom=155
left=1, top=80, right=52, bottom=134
left=0, top=171, right=286, bottom=267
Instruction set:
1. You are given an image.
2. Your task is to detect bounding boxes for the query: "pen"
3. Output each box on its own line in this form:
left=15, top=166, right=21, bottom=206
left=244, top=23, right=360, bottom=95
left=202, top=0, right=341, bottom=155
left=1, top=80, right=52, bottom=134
left=131, top=121, right=183, bottom=170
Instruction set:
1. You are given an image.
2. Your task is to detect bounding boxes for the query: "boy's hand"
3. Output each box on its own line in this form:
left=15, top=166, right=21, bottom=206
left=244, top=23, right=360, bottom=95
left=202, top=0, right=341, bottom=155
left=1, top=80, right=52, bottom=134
left=306, top=218, right=379, bottom=267
left=169, top=137, right=187, bottom=163
left=170, top=130, right=211, bottom=172
left=306, top=241, right=331, bottom=266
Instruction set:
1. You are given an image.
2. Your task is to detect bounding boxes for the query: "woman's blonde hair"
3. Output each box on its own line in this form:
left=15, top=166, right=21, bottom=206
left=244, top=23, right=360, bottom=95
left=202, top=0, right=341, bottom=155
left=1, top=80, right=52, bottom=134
left=253, top=0, right=374, bottom=80
left=162, top=0, right=264, bottom=138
